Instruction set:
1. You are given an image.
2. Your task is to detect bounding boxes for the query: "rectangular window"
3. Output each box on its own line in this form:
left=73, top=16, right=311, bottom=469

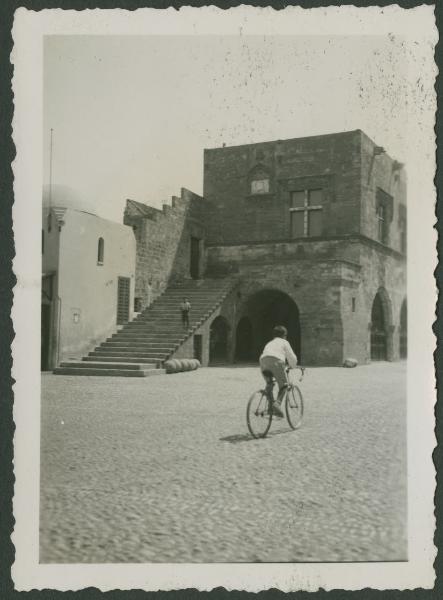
left=251, top=179, right=269, bottom=194
left=42, top=230, right=44, bottom=254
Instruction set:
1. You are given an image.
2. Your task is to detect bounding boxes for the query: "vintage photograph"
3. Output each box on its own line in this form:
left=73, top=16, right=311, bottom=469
left=11, top=5, right=436, bottom=592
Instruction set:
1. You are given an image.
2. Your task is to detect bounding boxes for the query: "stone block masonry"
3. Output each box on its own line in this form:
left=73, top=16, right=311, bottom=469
left=124, top=188, right=207, bottom=310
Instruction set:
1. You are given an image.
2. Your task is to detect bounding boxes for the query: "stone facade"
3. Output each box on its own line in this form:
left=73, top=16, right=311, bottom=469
left=130, top=130, right=407, bottom=366
left=124, top=188, right=206, bottom=310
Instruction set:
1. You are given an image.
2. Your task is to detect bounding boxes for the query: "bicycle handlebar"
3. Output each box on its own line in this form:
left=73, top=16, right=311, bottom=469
left=286, top=366, right=306, bottom=380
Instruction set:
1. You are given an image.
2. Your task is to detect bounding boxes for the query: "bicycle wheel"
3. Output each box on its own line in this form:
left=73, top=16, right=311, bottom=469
left=285, top=385, right=304, bottom=430
left=247, top=390, right=273, bottom=439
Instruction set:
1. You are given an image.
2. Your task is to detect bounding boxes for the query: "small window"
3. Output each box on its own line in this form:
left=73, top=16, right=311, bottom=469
left=97, top=237, right=104, bottom=265
left=351, top=297, right=356, bottom=312
left=251, top=179, right=270, bottom=194
left=42, top=230, right=45, bottom=254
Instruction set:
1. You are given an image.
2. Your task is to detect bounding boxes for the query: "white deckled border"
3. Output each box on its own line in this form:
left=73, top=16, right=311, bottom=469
left=11, top=5, right=437, bottom=592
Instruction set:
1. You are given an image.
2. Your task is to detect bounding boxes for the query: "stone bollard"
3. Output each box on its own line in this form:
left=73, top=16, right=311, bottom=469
left=343, top=358, right=358, bottom=368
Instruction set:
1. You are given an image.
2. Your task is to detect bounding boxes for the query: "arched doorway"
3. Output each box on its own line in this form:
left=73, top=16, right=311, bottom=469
left=241, top=289, right=301, bottom=360
left=235, top=316, right=254, bottom=362
left=370, top=291, right=391, bottom=361
left=209, top=316, right=229, bottom=364
left=399, top=299, right=407, bottom=359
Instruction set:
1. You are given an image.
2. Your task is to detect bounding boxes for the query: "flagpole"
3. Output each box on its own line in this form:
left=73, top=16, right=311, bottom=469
left=49, top=128, right=53, bottom=208
left=47, top=128, right=54, bottom=231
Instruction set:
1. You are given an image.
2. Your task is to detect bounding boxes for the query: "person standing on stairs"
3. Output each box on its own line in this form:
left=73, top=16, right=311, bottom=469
left=180, top=297, right=191, bottom=330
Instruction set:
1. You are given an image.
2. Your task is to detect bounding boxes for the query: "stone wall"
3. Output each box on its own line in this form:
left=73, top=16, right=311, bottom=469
left=203, top=130, right=362, bottom=245
left=204, top=236, right=405, bottom=365
left=360, top=131, right=407, bottom=254
left=203, top=130, right=407, bottom=257
left=124, top=188, right=207, bottom=309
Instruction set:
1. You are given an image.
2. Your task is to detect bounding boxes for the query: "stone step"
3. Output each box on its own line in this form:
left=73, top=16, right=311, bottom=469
left=89, top=352, right=161, bottom=363
left=60, top=361, right=146, bottom=370
left=91, top=349, right=167, bottom=359
left=135, top=311, right=206, bottom=318
left=83, top=356, right=161, bottom=364
left=54, top=367, right=166, bottom=377
left=135, top=310, right=213, bottom=320
left=110, top=335, right=184, bottom=343
left=142, top=302, right=218, bottom=310
left=152, top=291, right=223, bottom=297
left=122, top=327, right=196, bottom=334
left=106, top=339, right=177, bottom=349
left=100, top=342, right=172, bottom=350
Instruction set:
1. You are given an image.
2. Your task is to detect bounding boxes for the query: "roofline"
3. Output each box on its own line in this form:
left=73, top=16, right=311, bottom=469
left=204, top=129, right=403, bottom=166
left=204, top=129, right=361, bottom=152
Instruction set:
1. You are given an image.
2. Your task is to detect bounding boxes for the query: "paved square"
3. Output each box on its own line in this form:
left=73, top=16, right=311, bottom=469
left=40, top=363, right=407, bottom=563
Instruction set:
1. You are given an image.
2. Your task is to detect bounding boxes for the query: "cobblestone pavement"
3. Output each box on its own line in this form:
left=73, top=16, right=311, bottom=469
left=40, top=363, right=407, bottom=563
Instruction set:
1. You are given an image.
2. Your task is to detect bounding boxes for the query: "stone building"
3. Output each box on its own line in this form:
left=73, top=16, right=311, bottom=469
left=55, top=129, right=407, bottom=376
left=124, top=129, right=407, bottom=368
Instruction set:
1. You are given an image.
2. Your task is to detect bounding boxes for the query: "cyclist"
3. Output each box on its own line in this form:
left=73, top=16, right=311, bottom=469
left=260, top=325, right=298, bottom=417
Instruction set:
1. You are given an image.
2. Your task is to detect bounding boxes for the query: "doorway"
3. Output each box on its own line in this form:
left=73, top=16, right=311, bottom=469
left=209, top=316, right=229, bottom=364
left=41, top=303, right=51, bottom=370
left=193, top=334, right=203, bottom=363
left=117, top=277, right=130, bottom=325
left=370, top=292, right=388, bottom=360
left=399, top=299, right=407, bottom=359
left=190, top=237, right=201, bottom=279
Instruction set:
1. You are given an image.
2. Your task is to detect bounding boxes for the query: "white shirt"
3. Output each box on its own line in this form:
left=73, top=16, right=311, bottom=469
left=260, top=337, right=298, bottom=368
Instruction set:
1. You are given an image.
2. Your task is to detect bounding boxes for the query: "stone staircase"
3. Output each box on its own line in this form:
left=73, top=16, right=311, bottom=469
left=54, top=278, right=236, bottom=377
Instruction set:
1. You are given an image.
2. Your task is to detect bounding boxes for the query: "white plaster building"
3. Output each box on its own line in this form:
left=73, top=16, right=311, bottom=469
left=42, top=186, right=136, bottom=369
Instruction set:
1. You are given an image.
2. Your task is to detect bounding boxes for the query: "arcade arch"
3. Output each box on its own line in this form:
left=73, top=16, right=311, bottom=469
left=370, top=288, right=393, bottom=361
left=236, top=289, right=301, bottom=362
left=399, top=299, right=407, bottom=359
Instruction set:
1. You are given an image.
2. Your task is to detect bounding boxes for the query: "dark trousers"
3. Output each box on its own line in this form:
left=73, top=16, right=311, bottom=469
left=181, top=310, right=190, bottom=327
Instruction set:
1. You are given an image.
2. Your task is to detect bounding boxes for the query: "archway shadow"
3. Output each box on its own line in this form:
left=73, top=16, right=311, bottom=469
left=219, top=427, right=295, bottom=444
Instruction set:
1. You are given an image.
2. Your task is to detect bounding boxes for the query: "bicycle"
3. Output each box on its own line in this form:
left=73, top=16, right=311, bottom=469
left=246, top=366, right=305, bottom=439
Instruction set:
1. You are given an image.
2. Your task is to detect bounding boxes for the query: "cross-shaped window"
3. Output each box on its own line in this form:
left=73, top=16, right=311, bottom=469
left=290, top=189, right=323, bottom=237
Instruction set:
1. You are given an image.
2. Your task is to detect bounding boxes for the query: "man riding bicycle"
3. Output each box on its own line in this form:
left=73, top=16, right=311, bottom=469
left=259, top=325, right=298, bottom=418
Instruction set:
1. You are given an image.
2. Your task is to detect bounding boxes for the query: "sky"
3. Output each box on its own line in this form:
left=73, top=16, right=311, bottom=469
left=43, top=34, right=432, bottom=222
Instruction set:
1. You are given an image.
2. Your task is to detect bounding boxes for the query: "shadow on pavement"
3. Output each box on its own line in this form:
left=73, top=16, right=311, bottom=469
left=219, top=428, right=294, bottom=444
